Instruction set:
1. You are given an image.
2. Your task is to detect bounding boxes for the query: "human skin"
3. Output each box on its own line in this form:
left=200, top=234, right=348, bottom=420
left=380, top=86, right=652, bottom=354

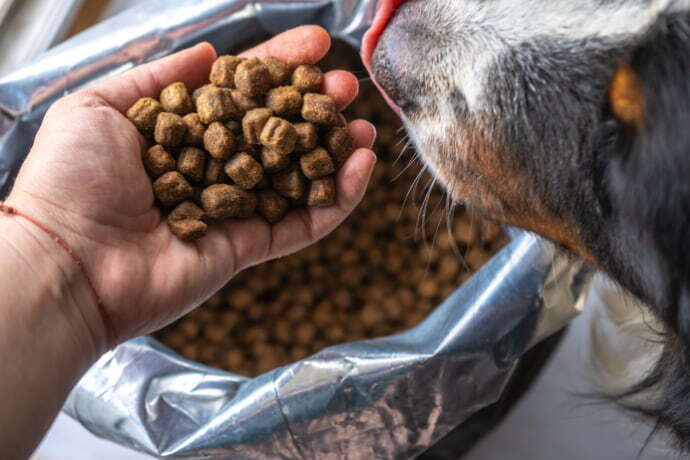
left=0, top=26, right=376, bottom=459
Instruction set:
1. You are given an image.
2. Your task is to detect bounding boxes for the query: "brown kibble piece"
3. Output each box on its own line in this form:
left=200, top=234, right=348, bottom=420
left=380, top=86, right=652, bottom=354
left=182, top=113, right=206, bottom=145
left=196, top=87, right=239, bottom=123
left=192, top=84, right=213, bottom=104
left=292, top=65, right=324, bottom=93
left=294, top=122, right=318, bottom=153
left=153, top=171, right=193, bottom=207
left=201, top=184, right=257, bottom=220
left=242, top=108, right=273, bottom=144
left=272, top=166, right=307, bottom=200
left=260, top=147, right=290, bottom=173
left=167, top=201, right=207, bottom=242
left=324, top=127, right=356, bottom=165
left=143, top=145, right=176, bottom=178
left=234, top=57, right=272, bottom=97
left=257, top=189, right=289, bottom=223
left=264, top=56, right=290, bottom=86
left=177, top=147, right=206, bottom=183
left=230, top=89, right=260, bottom=115
left=224, top=153, right=264, bottom=190
left=266, top=86, right=302, bottom=115
left=205, top=160, right=227, bottom=186
left=160, top=82, right=194, bottom=115
left=259, top=117, right=297, bottom=155
left=302, top=93, right=337, bottom=125
left=204, top=122, right=236, bottom=161
left=210, top=55, right=244, bottom=88
left=307, top=176, right=336, bottom=207
left=127, top=97, right=163, bottom=132
left=300, top=147, right=335, bottom=180
left=154, top=112, right=186, bottom=147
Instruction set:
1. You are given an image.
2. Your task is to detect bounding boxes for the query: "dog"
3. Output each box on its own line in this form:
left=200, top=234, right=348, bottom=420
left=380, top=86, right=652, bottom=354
left=362, top=0, right=690, bottom=452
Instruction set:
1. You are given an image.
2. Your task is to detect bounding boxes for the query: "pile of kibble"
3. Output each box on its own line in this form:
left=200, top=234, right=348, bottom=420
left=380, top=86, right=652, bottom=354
left=155, top=42, right=507, bottom=376
left=127, top=55, right=355, bottom=241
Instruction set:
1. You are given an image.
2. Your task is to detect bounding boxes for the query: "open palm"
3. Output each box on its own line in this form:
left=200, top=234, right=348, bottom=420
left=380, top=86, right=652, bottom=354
left=8, top=26, right=376, bottom=345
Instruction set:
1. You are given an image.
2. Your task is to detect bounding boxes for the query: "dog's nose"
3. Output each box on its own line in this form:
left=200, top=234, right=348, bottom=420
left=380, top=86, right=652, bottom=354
left=371, top=5, right=423, bottom=114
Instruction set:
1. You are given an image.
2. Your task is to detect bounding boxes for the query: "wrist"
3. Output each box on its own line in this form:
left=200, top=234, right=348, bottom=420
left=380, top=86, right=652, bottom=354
left=0, top=206, right=106, bottom=362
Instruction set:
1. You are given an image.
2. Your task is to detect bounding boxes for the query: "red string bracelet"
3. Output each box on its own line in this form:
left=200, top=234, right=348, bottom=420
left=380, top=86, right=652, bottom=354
left=0, top=201, right=115, bottom=349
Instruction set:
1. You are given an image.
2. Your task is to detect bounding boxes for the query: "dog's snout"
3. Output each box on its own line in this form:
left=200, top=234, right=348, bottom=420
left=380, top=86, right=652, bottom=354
left=371, top=8, right=427, bottom=113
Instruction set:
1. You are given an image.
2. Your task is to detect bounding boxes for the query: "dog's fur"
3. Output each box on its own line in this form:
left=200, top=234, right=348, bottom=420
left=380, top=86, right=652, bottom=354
left=371, top=0, right=690, bottom=451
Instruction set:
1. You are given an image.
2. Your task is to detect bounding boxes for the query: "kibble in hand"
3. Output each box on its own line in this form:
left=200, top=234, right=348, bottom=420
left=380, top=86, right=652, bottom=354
left=143, top=145, right=176, bottom=178
left=153, top=171, right=194, bottom=207
left=260, top=117, right=297, bottom=155
left=127, top=97, right=163, bottom=132
left=167, top=201, right=207, bottom=242
left=160, top=82, right=194, bottom=115
left=177, top=147, right=206, bottom=183
left=204, top=122, right=236, bottom=161
left=224, top=153, right=264, bottom=190
left=302, top=93, right=338, bottom=125
left=125, top=52, right=361, bottom=242
left=292, top=65, right=324, bottom=93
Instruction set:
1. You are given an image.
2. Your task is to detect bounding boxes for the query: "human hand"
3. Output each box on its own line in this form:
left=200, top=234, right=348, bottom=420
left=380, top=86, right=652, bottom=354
left=6, top=26, right=376, bottom=352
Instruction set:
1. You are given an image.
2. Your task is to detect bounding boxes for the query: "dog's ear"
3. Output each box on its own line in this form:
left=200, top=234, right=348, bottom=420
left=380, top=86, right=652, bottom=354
left=604, top=12, right=690, bottom=451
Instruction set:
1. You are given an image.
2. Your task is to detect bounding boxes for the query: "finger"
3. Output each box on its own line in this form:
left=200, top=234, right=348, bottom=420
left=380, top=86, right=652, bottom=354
left=239, top=25, right=330, bottom=67
left=323, top=70, right=359, bottom=111
left=348, top=120, right=377, bottom=149
left=89, top=42, right=217, bottom=113
left=265, top=148, right=377, bottom=260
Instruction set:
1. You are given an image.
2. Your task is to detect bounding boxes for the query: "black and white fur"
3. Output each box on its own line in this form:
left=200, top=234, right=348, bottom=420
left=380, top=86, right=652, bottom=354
left=371, top=0, right=690, bottom=451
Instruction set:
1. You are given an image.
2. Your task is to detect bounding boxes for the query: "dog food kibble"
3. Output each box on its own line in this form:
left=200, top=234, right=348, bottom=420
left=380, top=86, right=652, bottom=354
left=127, top=97, right=163, bottom=132
left=210, top=55, right=244, bottom=88
left=177, top=147, right=206, bottom=183
left=292, top=64, right=324, bottom=93
left=257, top=189, right=289, bottom=223
left=324, top=126, right=356, bottom=165
left=182, top=113, right=206, bottom=145
left=154, top=112, right=186, bottom=147
left=143, top=145, right=176, bottom=178
left=204, top=122, right=236, bottom=161
left=201, top=184, right=254, bottom=219
left=266, top=86, right=302, bottom=115
left=167, top=201, right=207, bottom=242
left=300, top=147, right=335, bottom=180
left=205, top=160, right=227, bottom=186
left=264, top=56, right=291, bottom=86
left=302, top=93, right=338, bottom=125
left=272, top=166, right=307, bottom=200
left=197, top=87, right=239, bottom=124
left=126, top=53, right=360, bottom=243
left=242, top=108, right=273, bottom=144
left=307, top=176, right=336, bottom=207
left=153, top=171, right=193, bottom=207
left=261, top=147, right=290, bottom=173
left=160, top=82, right=194, bottom=115
left=235, top=57, right=272, bottom=97
left=224, top=153, right=264, bottom=190
left=260, top=117, right=297, bottom=155
left=292, top=123, right=317, bottom=154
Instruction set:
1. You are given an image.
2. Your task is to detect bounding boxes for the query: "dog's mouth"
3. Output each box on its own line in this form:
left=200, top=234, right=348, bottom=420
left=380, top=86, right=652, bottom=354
left=362, top=0, right=407, bottom=116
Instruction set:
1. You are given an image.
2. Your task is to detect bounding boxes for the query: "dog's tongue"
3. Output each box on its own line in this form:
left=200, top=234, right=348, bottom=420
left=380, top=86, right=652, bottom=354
left=362, top=0, right=406, bottom=116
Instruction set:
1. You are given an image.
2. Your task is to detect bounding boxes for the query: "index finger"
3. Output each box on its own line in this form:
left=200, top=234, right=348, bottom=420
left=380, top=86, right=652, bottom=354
left=240, top=25, right=331, bottom=67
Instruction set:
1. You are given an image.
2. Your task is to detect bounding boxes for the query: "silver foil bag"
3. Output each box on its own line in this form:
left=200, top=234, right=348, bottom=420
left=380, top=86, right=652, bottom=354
left=0, top=1, right=593, bottom=458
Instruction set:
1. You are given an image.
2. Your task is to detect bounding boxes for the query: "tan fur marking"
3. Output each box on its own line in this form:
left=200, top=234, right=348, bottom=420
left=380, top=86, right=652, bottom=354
left=609, top=62, right=645, bottom=130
